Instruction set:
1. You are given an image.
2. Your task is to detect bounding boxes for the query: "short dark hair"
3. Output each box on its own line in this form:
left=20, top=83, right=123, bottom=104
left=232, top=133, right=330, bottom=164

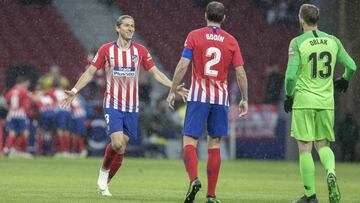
left=299, top=4, right=320, bottom=26
left=206, top=1, right=225, bottom=23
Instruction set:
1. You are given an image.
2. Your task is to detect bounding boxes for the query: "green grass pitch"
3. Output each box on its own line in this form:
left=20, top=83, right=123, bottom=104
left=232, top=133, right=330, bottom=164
left=0, top=158, right=359, bottom=203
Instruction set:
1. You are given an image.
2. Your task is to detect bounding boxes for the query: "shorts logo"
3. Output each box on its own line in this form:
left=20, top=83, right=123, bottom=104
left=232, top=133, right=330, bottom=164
left=113, top=66, right=136, bottom=77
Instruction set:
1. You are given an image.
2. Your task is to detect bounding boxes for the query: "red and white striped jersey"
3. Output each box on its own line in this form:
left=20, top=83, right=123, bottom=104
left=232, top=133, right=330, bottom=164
left=71, top=97, right=86, bottom=118
left=184, top=27, right=244, bottom=106
left=33, top=90, right=56, bottom=112
left=5, top=85, right=31, bottom=119
left=52, top=88, right=71, bottom=112
left=91, top=41, right=155, bottom=112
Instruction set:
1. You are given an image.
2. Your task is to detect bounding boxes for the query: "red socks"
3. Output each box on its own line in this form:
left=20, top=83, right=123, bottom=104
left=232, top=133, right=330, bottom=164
left=108, top=153, right=124, bottom=183
left=183, top=145, right=198, bottom=181
left=102, top=143, right=117, bottom=170
left=20, top=135, right=28, bottom=152
left=207, top=148, right=221, bottom=197
left=5, top=135, right=15, bottom=149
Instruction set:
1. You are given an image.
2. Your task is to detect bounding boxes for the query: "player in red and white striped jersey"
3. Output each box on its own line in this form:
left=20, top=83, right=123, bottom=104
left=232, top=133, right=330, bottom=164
left=70, top=96, right=87, bottom=157
left=3, top=76, right=32, bottom=156
left=33, top=87, right=56, bottom=155
left=167, top=2, right=248, bottom=202
left=61, top=15, right=188, bottom=196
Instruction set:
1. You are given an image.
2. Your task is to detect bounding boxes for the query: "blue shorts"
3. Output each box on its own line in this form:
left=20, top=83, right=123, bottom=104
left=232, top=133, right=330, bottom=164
left=71, top=117, right=86, bottom=136
left=56, top=110, right=72, bottom=130
left=104, top=108, right=138, bottom=139
left=183, top=101, right=228, bottom=138
left=39, top=110, right=55, bottom=130
left=6, top=117, right=29, bottom=133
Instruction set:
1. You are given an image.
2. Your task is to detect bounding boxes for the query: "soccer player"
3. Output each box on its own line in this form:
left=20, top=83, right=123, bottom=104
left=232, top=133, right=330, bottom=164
left=284, top=4, right=357, bottom=203
left=70, top=96, right=87, bottom=157
left=53, top=87, right=72, bottom=157
left=32, top=85, right=56, bottom=155
left=3, top=76, right=32, bottom=157
left=167, top=2, right=248, bottom=203
left=61, top=15, right=188, bottom=196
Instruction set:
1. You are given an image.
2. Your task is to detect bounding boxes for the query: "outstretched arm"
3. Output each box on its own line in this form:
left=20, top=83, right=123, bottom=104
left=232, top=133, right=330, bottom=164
left=60, top=65, right=97, bottom=108
left=167, top=57, right=191, bottom=110
left=148, top=65, right=188, bottom=102
left=148, top=66, right=173, bottom=88
left=235, top=66, right=248, bottom=117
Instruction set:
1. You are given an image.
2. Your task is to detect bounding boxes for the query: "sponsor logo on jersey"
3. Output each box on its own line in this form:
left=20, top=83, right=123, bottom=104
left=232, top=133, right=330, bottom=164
left=113, top=66, right=136, bottom=77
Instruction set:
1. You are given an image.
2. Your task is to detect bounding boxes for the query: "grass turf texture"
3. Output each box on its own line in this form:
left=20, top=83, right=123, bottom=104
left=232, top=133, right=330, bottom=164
left=0, top=158, right=359, bottom=203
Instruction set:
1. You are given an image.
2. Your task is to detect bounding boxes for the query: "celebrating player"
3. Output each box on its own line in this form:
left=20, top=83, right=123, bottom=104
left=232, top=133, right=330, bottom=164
left=61, top=15, right=188, bottom=196
left=284, top=4, right=357, bottom=203
left=167, top=2, right=248, bottom=203
left=3, top=76, right=32, bottom=157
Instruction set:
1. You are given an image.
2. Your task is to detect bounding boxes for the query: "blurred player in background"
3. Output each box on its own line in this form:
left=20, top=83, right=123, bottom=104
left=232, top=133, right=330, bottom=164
left=70, top=96, right=87, bottom=157
left=53, top=86, right=72, bottom=156
left=32, top=83, right=56, bottom=155
left=167, top=2, right=248, bottom=203
left=3, top=76, right=32, bottom=157
left=284, top=4, right=357, bottom=203
left=61, top=15, right=188, bottom=196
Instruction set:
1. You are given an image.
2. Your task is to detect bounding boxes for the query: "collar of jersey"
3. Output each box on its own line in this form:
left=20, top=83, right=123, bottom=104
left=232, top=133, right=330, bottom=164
left=114, top=40, right=133, bottom=50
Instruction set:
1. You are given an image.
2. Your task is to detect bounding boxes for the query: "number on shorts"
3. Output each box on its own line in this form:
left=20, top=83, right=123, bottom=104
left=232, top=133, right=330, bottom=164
left=104, top=114, right=110, bottom=124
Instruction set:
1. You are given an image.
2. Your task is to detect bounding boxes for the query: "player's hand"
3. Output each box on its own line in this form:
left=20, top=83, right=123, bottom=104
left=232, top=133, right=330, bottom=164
left=334, top=77, right=349, bottom=93
left=60, top=90, right=77, bottom=109
left=175, top=83, right=189, bottom=102
left=284, top=96, right=293, bottom=113
left=238, top=99, right=248, bottom=118
left=166, top=92, right=176, bottom=111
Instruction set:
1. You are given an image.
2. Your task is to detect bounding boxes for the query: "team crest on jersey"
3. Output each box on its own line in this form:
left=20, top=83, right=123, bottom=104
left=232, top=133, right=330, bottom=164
left=113, top=66, right=136, bottom=77
left=132, top=54, right=138, bottom=63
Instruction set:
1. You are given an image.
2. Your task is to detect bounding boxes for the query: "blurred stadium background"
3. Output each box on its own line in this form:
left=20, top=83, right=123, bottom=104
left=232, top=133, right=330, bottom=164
left=0, top=0, right=359, bottom=202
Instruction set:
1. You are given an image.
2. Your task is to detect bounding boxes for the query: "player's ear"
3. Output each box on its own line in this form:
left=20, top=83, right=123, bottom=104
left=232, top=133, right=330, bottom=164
left=222, top=15, right=226, bottom=23
left=115, top=25, right=120, bottom=35
left=204, top=13, right=207, bottom=21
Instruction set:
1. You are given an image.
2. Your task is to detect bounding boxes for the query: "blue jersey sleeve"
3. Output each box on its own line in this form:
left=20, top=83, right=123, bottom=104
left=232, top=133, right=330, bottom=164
left=182, top=48, right=193, bottom=60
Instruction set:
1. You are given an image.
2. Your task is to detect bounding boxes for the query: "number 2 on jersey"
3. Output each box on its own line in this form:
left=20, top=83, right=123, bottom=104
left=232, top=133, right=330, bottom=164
left=205, top=47, right=221, bottom=77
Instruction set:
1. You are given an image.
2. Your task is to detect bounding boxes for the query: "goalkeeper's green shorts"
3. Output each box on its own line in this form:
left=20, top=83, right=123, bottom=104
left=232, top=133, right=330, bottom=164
left=290, top=109, right=335, bottom=142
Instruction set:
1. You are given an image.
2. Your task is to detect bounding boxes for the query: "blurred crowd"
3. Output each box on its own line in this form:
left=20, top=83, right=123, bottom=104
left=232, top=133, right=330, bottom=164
left=255, top=0, right=310, bottom=25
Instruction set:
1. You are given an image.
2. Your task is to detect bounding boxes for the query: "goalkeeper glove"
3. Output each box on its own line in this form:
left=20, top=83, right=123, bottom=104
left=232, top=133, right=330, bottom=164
left=284, top=96, right=293, bottom=113
left=334, top=77, right=349, bottom=93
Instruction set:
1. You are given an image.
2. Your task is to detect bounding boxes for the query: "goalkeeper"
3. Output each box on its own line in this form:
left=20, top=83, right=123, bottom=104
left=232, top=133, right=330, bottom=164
left=284, top=4, right=357, bottom=203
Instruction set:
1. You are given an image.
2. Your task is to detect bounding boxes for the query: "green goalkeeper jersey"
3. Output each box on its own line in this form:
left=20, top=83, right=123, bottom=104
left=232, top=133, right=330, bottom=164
left=285, top=30, right=357, bottom=109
